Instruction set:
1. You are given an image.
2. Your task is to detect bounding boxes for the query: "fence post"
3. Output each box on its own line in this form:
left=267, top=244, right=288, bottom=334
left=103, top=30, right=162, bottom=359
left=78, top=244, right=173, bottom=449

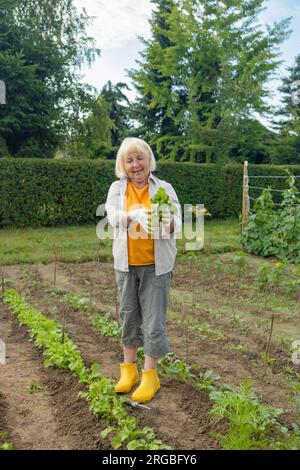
left=242, top=160, right=249, bottom=232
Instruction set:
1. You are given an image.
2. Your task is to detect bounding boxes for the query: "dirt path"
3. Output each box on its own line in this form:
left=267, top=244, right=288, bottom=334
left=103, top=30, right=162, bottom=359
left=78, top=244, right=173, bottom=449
left=0, top=303, right=106, bottom=450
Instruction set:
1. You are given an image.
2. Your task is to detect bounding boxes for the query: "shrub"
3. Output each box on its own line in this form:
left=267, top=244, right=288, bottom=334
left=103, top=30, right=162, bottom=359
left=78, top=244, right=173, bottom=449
left=241, top=174, right=300, bottom=263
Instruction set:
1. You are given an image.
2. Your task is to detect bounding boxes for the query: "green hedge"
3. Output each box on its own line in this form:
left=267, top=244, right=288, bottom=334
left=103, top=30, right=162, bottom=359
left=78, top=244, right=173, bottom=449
left=0, top=158, right=300, bottom=228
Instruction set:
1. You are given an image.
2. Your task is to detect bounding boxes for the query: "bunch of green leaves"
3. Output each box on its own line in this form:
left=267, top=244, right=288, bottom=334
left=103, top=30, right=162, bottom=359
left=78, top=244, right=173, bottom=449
left=150, top=187, right=175, bottom=219
left=151, top=187, right=172, bottom=207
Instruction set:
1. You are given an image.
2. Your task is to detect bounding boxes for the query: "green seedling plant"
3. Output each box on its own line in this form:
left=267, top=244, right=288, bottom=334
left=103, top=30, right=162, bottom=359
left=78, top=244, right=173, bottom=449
left=214, top=260, right=225, bottom=273
left=158, top=353, right=198, bottom=382
left=64, top=292, right=89, bottom=311
left=26, top=382, right=47, bottom=394
left=230, top=343, right=248, bottom=353
left=194, top=370, right=221, bottom=394
left=255, top=263, right=287, bottom=362
left=170, top=313, right=225, bottom=343
left=256, top=262, right=287, bottom=310
left=209, top=380, right=299, bottom=450
left=0, top=432, right=12, bottom=451
left=51, top=286, right=63, bottom=297
left=233, top=252, right=247, bottom=279
left=150, top=187, right=178, bottom=232
left=260, top=352, right=277, bottom=366
left=90, top=312, right=121, bottom=340
left=63, top=292, right=121, bottom=340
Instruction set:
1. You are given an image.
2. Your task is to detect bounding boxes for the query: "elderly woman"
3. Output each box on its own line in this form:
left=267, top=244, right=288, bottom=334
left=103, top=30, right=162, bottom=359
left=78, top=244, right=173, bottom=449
left=105, top=137, right=181, bottom=403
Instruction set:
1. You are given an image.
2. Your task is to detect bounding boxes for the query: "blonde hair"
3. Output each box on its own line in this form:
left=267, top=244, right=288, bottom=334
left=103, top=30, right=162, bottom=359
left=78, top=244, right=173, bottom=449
left=115, top=137, right=156, bottom=178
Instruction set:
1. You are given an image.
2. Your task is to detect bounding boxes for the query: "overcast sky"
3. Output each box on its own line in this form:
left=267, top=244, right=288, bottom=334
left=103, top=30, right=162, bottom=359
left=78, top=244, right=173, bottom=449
left=74, top=0, right=300, bottom=110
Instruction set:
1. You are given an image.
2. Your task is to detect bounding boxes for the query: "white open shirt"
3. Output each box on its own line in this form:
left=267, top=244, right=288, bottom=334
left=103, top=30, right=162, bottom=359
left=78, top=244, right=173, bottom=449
left=105, top=172, right=182, bottom=275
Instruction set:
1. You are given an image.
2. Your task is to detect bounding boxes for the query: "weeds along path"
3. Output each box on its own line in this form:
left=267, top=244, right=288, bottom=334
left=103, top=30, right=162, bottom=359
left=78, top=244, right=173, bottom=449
left=0, top=303, right=109, bottom=450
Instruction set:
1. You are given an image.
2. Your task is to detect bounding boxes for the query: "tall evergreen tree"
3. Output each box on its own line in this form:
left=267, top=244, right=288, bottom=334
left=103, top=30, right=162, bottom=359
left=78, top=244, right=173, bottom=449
left=100, top=81, right=132, bottom=147
left=127, top=0, right=186, bottom=159
left=64, top=81, right=133, bottom=159
left=129, top=0, right=291, bottom=163
left=64, top=94, right=114, bottom=159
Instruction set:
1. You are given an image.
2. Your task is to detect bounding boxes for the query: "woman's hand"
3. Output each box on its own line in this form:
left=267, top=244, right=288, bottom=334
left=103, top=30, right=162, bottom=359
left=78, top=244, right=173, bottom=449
left=160, top=209, right=175, bottom=234
left=127, top=208, right=154, bottom=235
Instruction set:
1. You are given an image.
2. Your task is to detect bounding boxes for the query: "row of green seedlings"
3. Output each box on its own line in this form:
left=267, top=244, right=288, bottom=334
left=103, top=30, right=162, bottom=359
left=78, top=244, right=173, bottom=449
left=61, top=290, right=300, bottom=450
left=0, top=432, right=12, bottom=451
left=3, top=289, right=169, bottom=451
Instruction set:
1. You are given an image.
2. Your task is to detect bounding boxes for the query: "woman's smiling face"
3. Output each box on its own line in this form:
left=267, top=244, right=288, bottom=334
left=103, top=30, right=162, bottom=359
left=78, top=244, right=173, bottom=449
left=124, top=152, right=150, bottom=184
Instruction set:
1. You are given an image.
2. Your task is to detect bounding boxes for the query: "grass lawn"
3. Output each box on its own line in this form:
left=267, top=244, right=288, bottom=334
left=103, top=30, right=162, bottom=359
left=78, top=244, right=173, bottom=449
left=0, top=217, right=242, bottom=265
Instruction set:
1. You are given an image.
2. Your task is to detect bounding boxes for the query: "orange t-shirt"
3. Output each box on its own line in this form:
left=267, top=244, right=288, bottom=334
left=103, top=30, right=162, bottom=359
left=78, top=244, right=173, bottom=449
left=125, top=181, right=155, bottom=266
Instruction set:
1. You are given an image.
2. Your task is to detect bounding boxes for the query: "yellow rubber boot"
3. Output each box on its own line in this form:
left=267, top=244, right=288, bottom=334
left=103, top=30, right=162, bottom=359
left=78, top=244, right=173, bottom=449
left=114, top=363, right=139, bottom=393
left=131, top=369, right=160, bottom=403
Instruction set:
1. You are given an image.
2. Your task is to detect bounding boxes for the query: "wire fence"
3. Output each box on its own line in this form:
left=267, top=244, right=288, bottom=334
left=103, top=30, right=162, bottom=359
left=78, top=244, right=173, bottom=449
left=242, top=162, right=300, bottom=224
left=250, top=175, right=300, bottom=179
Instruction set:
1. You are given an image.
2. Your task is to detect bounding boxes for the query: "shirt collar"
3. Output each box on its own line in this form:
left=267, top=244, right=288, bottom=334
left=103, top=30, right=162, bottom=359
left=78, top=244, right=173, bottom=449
left=148, top=172, right=156, bottom=184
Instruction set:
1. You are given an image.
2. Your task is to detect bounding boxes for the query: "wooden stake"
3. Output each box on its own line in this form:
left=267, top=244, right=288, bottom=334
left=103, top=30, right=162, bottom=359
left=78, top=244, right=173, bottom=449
left=61, top=306, right=66, bottom=344
left=185, top=314, right=190, bottom=361
left=207, top=234, right=212, bottom=254
left=1, top=276, right=4, bottom=299
left=52, top=245, right=61, bottom=287
left=266, top=313, right=275, bottom=357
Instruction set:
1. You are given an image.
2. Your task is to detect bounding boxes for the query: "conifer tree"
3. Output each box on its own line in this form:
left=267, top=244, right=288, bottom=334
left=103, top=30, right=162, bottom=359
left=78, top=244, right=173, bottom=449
left=129, top=0, right=291, bottom=163
left=271, top=54, right=300, bottom=164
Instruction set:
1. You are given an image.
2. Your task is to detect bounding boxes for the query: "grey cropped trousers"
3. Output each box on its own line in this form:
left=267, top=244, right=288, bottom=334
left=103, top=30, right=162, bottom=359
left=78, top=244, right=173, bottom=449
left=115, top=264, right=172, bottom=358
